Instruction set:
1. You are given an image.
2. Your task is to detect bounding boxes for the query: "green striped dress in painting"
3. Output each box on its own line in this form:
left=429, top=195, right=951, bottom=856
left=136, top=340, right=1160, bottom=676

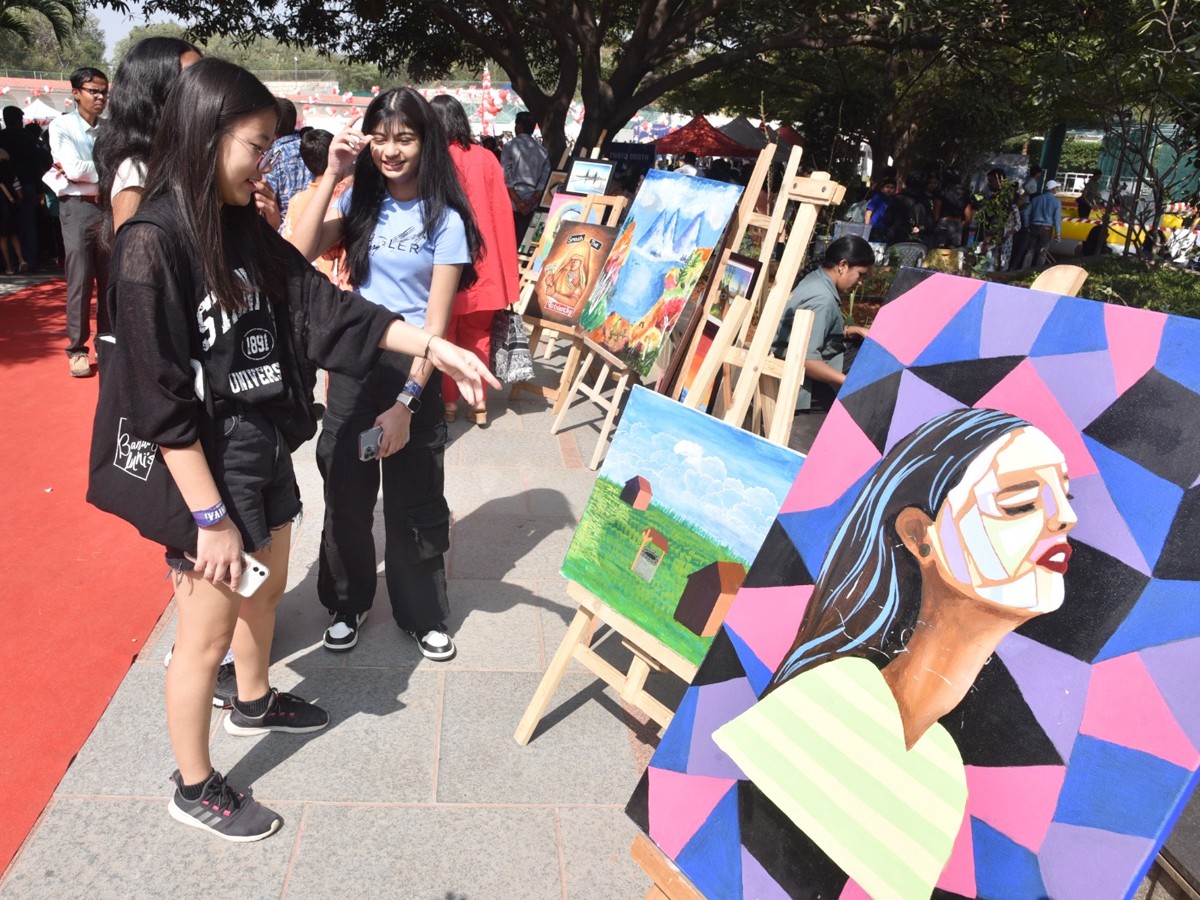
left=714, top=656, right=967, bottom=900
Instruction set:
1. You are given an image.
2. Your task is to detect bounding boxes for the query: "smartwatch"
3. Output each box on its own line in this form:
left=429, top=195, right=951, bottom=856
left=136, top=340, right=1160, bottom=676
left=396, top=390, right=422, bottom=414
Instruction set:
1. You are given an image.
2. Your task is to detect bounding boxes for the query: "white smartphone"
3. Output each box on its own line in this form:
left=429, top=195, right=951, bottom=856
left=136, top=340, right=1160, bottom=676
left=358, top=424, right=384, bottom=461
left=235, top=553, right=271, bottom=598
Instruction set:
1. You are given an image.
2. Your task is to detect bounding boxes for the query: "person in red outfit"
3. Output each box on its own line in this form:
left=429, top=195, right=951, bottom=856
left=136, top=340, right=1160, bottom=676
left=429, top=95, right=519, bottom=426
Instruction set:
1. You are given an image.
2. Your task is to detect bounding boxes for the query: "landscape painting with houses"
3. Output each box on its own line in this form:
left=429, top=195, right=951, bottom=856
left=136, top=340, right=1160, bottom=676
left=577, top=170, right=743, bottom=378
left=561, top=387, right=803, bottom=665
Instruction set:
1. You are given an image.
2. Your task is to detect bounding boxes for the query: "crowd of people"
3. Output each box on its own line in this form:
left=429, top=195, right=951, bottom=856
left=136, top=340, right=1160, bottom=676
left=852, top=165, right=1142, bottom=271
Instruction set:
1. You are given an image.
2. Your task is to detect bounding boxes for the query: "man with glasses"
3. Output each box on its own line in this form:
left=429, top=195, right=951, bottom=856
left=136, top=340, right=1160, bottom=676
left=49, top=67, right=108, bottom=377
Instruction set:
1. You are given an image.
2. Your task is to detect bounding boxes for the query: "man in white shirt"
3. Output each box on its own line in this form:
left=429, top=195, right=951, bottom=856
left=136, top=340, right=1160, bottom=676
left=675, top=152, right=699, bottom=176
left=49, top=67, right=108, bottom=377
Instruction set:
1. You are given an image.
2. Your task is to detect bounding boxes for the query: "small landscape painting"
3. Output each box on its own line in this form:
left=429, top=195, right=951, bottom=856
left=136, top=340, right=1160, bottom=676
left=561, top=386, right=803, bottom=666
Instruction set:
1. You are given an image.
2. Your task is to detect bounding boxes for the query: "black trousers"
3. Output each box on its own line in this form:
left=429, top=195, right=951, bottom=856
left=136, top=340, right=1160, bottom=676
left=316, top=355, right=450, bottom=632
left=1028, top=224, right=1055, bottom=267
left=59, top=196, right=108, bottom=357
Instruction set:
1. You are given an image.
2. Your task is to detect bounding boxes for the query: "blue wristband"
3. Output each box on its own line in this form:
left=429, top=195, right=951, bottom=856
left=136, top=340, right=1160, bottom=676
left=192, top=500, right=227, bottom=528
left=402, top=380, right=423, bottom=398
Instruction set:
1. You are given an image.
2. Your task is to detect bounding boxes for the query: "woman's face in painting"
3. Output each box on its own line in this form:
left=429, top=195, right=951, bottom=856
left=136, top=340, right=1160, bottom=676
left=927, top=426, right=1076, bottom=614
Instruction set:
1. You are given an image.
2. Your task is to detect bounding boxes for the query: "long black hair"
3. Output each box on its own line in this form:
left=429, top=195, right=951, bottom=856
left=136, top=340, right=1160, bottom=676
left=142, top=57, right=285, bottom=315
left=767, top=408, right=1031, bottom=691
left=428, top=94, right=474, bottom=149
left=94, top=36, right=198, bottom=248
left=342, top=87, right=481, bottom=290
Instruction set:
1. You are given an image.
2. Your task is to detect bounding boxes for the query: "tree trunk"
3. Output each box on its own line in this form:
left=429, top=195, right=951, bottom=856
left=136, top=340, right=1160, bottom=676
left=538, top=98, right=572, bottom=167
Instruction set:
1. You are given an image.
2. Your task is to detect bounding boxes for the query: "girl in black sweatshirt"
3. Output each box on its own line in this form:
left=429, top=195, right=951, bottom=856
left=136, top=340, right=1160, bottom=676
left=98, top=58, right=496, bottom=842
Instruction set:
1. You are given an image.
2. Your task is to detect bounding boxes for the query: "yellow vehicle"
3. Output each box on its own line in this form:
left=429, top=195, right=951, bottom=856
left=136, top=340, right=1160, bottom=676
left=1057, top=194, right=1189, bottom=254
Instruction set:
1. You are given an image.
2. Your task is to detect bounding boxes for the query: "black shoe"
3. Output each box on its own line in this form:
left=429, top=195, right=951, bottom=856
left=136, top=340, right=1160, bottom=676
left=405, top=624, right=456, bottom=661
left=168, top=769, right=281, bottom=842
left=212, top=662, right=237, bottom=709
left=224, top=688, right=330, bottom=736
left=323, top=610, right=367, bottom=651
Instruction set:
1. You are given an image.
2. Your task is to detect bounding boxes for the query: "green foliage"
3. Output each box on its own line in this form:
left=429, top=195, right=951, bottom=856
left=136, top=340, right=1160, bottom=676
left=1059, top=139, right=1102, bottom=172
left=112, top=21, right=400, bottom=89
left=0, top=8, right=101, bottom=76
left=561, top=476, right=745, bottom=666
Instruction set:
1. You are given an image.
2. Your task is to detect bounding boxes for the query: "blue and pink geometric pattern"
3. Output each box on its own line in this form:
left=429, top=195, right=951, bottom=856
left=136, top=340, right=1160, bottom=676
left=627, top=274, right=1200, bottom=899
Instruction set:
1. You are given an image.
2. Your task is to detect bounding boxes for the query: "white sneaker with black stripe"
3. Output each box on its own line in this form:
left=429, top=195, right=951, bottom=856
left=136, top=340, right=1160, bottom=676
left=168, top=770, right=281, bottom=842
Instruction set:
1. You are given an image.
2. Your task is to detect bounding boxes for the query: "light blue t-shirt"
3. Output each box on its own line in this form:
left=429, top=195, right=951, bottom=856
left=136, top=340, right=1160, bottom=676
left=338, top=190, right=470, bottom=327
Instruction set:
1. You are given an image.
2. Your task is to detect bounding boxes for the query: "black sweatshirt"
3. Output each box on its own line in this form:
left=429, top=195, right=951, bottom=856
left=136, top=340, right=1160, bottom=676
left=108, top=197, right=399, bottom=451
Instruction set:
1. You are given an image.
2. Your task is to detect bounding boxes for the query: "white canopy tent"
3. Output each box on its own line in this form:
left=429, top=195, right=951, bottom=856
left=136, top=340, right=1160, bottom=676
left=23, top=98, right=61, bottom=122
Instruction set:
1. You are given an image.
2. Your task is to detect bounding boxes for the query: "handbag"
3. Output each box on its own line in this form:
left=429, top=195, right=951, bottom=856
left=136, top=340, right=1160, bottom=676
left=85, top=207, right=213, bottom=551
left=489, top=307, right=535, bottom=384
left=86, top=355, right=217, bottom=551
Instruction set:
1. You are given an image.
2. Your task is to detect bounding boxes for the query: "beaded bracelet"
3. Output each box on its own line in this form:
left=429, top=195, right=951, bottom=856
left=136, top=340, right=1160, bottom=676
left=192, top=500, right=228, bottom=528
left=402, top=379, right=423, bottom=398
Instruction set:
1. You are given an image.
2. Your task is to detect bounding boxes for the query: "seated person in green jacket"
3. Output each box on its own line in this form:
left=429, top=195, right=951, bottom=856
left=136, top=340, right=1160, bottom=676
left=772, top=235, right=875, bottom=453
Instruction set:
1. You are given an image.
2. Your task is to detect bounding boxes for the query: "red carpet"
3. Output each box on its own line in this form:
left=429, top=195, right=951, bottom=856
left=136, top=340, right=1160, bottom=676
left=0, top=281, right=171, bottom=872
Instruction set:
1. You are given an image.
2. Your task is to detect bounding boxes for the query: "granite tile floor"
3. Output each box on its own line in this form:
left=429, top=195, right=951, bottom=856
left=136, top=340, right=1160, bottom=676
left=1, top=347, right=662, bottom=900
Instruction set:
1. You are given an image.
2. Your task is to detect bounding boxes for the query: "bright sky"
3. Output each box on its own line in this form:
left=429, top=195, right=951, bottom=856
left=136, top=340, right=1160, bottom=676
left=90, top=4, right=174, bottom=59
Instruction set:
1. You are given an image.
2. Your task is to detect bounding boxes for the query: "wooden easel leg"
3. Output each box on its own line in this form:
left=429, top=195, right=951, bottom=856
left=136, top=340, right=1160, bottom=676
left=514, top=604, right=596, bottom=746
left=631, top=834, right=704, bottom=900
left=551, top=349, right=594, bottom=435
left=550, top=338, right=584, bottom=415
left=589, top=370, right=628, bottom=470
left=621, top=653, right=652, bottom=705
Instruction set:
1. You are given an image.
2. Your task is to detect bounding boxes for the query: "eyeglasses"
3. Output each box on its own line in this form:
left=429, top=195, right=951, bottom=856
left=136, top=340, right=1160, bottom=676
left=230, top=134, right=283, bottom=173
left=79, top=87, right=109, bottom=98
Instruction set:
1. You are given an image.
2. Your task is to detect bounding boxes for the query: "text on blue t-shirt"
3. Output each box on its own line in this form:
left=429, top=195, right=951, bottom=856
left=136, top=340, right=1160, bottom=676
left=337, top=190, right=470, bottom=327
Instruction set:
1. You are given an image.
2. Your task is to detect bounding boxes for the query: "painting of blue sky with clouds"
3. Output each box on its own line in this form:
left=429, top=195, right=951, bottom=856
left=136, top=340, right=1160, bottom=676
left=561, top=387, right=803, bottom=665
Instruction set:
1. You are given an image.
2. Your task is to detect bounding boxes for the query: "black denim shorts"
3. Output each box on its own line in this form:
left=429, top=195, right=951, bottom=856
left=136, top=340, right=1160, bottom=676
left=165, top=407, right=302, bottom=571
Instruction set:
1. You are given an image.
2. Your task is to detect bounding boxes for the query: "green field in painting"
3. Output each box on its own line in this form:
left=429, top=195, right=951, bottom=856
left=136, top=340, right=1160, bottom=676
left=561, top=476, right=745, bottom=666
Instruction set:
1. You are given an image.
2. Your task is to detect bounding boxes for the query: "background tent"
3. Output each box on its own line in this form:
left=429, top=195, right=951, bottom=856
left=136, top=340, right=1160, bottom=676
left=23, top=98, right=60, bottom=122
left=654, top=115, right=759, bottom=158
left=718, top=115, right=768, bottom=149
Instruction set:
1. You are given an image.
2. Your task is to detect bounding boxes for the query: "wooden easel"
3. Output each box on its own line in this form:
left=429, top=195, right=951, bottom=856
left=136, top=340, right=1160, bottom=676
left=510, top=193, right=628, bottom=412
left=632, top=835, right=704, bottom=900
left=679, top=295, right=815, bottom=445
left=549, top=335, right=638, bottom=469
left=667, top=142, right=804, bottom=387
left=668, top=170, right=844, bottom=445
left=514, top=581, right=698, bottom=745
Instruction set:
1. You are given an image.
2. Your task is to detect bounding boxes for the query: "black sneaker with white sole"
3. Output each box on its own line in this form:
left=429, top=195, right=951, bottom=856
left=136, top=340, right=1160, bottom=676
left=223, top=688, right=330, bottom=736
left=323, top=610, right=367, bottom=651
left=168, top=769, right=281, bottom=842
left=405, top=624, right=456, bottom=661
left=212, top=662, right=237, bottom=709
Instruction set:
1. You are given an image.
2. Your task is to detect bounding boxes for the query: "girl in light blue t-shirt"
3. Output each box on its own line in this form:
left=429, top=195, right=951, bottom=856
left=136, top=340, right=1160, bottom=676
left=290, top=87, right=482, bottom=662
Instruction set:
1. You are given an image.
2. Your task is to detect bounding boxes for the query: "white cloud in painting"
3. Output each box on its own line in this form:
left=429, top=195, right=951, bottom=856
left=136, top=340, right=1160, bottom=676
left=604, top=420, right=784, bottom=561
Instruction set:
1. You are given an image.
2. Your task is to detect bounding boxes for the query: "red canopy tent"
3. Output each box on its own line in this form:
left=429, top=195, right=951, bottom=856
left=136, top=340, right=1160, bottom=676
left=775, top=124, right=807, bottom=148
left=654, top=115, right=760, bottom=158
